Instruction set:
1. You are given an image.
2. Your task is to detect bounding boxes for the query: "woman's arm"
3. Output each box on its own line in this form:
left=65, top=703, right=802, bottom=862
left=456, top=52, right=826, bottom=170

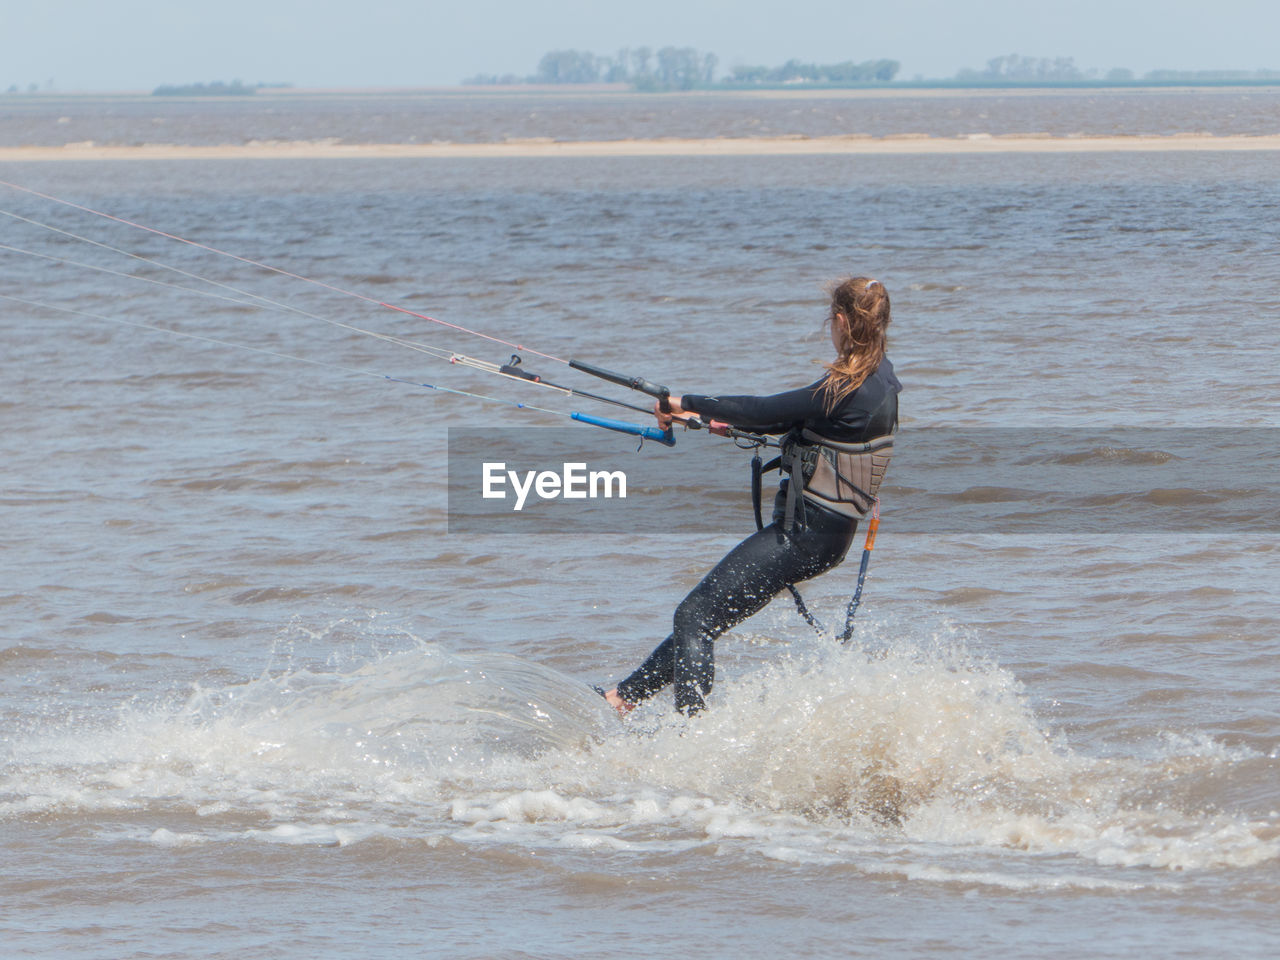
left=677, top=380, right=828, bottom=432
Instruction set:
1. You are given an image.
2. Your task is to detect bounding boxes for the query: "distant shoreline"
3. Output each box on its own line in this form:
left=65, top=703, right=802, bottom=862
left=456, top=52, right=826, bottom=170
left=3, top=134, right=1280, bottom=161
left=3, top=80, right=1280, bottom=100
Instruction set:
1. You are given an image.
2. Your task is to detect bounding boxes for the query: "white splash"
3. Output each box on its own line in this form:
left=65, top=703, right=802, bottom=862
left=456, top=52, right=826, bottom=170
left=2, top=633, right=1276, bottom=884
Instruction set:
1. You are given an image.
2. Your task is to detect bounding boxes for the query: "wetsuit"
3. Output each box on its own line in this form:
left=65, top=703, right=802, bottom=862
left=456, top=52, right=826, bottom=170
left=615, top=358, right=902, bottom=714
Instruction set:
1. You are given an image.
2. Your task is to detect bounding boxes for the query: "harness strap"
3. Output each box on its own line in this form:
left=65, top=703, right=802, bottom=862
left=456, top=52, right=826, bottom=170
left=783, top=445, right=802, bottom=535
left=751, top=452, right=765, bottom=532
left=752, top=449, right=825, bottom=630
left=747, top=440, right=881, bottom=644
left=786, top=583, right=824, bottom=632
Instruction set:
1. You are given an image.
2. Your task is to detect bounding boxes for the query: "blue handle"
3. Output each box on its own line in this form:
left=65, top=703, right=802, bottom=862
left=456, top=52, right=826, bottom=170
left=571, top=412, right=676, bottom=447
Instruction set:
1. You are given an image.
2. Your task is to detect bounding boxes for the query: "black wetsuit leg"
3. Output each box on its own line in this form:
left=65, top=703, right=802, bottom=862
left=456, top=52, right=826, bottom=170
left=616, top=502, right=857, bottom=714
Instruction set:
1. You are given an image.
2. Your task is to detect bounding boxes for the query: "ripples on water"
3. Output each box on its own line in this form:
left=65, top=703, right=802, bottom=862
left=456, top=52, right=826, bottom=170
left=1, top=114, right=1279, bottom=957
left=3, top=87, right=1280, bottom=147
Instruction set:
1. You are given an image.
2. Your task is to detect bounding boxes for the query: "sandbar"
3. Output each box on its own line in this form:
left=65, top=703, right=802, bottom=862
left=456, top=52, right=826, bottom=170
left=3, top=134, right=1280, bottom=161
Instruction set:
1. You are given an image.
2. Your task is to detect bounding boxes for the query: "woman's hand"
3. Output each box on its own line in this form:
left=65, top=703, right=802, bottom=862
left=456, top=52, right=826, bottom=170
left=654, top=395, right=691, bottom=428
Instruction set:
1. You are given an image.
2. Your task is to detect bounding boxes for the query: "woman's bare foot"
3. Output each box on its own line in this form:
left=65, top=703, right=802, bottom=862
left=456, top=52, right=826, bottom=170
left=603, top=687, right=636, bottom=717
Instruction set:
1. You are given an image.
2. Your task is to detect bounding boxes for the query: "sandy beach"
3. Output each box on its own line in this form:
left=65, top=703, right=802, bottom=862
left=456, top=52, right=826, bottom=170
left=3, top=134, right=1280, bottom=161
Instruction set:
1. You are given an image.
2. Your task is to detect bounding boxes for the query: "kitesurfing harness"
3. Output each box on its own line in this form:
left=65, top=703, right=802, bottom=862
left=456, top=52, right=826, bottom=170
left=750, top=428, right=894, bottom=644
left=765, top=429, right=894, bottom=533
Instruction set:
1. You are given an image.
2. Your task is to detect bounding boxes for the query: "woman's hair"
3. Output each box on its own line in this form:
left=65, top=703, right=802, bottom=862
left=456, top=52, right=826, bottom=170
left=821, top=276, right=891, bottom=412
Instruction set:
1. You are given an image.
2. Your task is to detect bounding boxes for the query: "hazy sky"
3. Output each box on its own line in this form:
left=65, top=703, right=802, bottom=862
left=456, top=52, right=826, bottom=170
left=4, top=0, right=1277, bottom=91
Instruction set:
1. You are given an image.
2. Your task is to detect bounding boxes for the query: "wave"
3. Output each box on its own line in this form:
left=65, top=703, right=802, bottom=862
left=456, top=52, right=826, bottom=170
left=1, top=633, right=1275, bottom=878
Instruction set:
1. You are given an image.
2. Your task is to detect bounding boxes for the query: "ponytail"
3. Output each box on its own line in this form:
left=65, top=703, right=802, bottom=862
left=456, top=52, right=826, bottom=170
left=821, top=276, right=890, bottom=412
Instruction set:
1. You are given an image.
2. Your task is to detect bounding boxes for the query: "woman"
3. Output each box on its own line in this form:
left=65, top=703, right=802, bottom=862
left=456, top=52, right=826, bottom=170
left=601, top=276, right=900, bottom=717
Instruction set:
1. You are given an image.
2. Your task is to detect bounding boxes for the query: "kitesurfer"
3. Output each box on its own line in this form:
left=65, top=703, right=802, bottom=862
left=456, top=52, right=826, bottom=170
left=600, top=276, right=900, bottom=716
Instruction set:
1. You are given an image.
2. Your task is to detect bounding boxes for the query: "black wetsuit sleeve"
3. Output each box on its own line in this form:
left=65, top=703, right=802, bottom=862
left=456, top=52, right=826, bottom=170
left=682, top=380, right=827, bottom=433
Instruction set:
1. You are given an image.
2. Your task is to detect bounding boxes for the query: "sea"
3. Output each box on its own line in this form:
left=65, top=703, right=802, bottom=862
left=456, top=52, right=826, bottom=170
left=1, top=89, right=1278, bottom=959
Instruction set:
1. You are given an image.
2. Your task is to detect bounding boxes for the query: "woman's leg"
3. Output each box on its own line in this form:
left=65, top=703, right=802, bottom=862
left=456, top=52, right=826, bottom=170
left=616, top=512, right=855, bottom=713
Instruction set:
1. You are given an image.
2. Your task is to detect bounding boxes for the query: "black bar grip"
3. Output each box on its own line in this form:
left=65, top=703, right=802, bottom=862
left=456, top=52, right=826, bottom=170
left=570, top=358, right=670, bottom=402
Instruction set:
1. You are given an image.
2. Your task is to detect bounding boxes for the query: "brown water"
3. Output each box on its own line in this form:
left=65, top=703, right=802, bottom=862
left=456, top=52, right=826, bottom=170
left=2, top=86, right=1280, bottom=147
left=1, top=93, right=1279, bottom=959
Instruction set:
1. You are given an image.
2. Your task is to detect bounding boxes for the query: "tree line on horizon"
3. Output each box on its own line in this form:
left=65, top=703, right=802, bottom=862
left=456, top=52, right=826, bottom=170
left=958, top=54, right=1280, bottom=83
left=465, top=47, right=899, bottom=90
left=148, top=80, right=294, bottom=96
left=467, top=47, right=716, bottom=90
left=464, top=47, right=1280, bottom=90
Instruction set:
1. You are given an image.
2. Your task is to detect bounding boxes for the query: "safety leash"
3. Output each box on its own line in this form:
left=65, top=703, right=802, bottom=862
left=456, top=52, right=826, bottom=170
left=836, top=502, right=880, bottom=645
